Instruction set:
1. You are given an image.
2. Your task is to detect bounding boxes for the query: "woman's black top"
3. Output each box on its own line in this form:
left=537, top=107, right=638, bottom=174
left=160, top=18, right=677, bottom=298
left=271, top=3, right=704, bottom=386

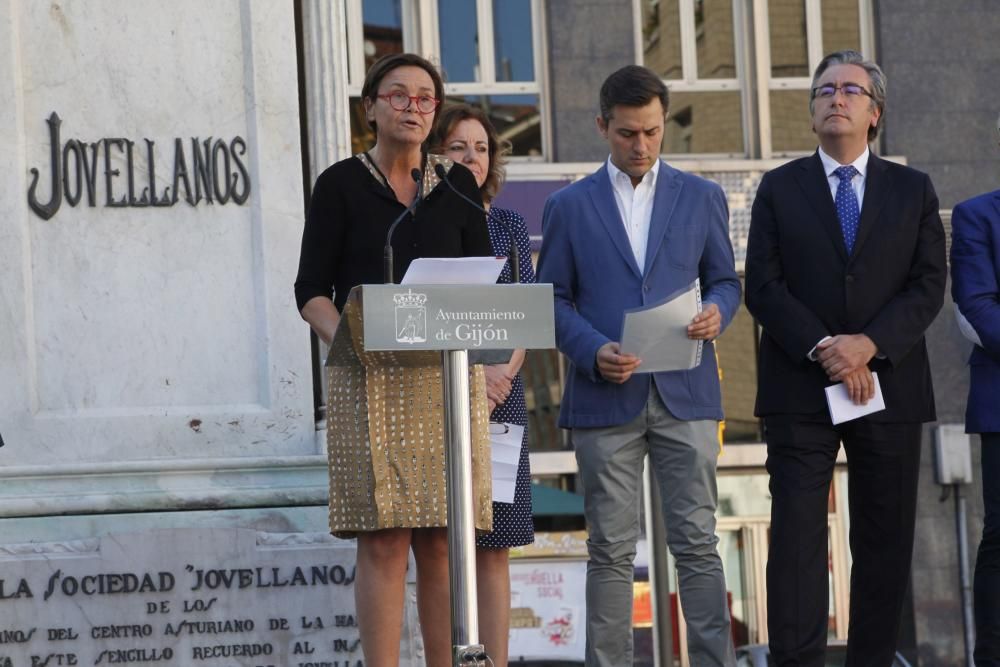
left=294, top=154, right=491, bottom=313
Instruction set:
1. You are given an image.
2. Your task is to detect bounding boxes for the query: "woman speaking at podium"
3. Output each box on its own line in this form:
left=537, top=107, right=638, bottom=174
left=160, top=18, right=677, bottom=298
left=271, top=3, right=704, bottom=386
left=294, top=54, right=491, bottom=667
left=429, top=105, right=535, bottom=667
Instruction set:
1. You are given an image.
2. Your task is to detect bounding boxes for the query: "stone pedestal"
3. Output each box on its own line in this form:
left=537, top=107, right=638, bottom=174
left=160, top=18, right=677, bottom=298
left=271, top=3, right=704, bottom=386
left=0, top=520, right=422, bottom=666
left=0, top=0, right=318, bottom=511
left=0, top=2, right=409, bottom=664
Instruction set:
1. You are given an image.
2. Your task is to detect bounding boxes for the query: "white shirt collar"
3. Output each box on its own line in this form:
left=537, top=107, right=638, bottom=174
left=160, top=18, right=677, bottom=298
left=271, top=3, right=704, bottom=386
left=606, top=156, right=660, bottom=188
left=818, top=145, right=869, bottom=179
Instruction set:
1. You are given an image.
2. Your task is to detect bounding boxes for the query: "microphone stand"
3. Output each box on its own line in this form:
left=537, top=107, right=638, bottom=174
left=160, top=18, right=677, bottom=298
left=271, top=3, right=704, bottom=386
left=382, top=168, right=424, bottom=284
left=435, top=164, right=530, bottom=665
left=433, top=163, right=519, bottom=284
left=434, top=163, right=515, bottom=369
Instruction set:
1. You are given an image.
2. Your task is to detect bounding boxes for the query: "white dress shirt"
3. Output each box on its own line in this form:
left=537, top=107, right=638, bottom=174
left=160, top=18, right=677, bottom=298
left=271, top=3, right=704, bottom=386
left=607, top=157, right=660, bottom=274
left=818, top=145, right=869, bottom=210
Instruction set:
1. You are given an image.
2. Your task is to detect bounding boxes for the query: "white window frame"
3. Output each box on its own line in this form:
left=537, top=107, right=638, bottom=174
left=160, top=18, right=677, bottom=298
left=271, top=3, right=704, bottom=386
left=634, top=0, right=875, bottom=159
left=753, top=0, right=876, bottom=158
left=636, top=0, right=753, bottom=159
left=343, top=0, right=551, bottom=161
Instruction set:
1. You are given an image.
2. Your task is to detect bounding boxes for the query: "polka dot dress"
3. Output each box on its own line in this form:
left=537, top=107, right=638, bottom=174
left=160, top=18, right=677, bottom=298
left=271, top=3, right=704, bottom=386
left=477, top=207, right=535, bottom=549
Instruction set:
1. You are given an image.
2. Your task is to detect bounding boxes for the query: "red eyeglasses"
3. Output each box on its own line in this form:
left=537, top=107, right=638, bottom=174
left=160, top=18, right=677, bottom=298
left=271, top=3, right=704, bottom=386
left=377, top=92, right=440, bottom=114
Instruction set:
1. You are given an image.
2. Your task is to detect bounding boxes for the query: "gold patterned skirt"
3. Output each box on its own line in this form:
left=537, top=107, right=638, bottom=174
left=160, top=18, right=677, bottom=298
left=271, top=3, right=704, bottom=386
left=325, top=292, right=493, bottom=537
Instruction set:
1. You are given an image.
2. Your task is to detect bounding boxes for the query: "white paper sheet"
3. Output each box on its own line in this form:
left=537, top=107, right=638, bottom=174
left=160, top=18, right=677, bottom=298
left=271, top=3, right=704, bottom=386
left=824, top=372, right=886, bottom=425
left=492, top=478, right=517, bottom=505
left=400, top=256, right=506, bottom=285
left=619, top=280, right=703, bottom=373
left=489, top=423, right=523, bottom=503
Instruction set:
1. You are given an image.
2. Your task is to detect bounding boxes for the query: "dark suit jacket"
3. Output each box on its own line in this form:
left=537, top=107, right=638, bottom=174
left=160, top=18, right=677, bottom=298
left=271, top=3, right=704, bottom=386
left=950, top=189, right=1000, bottom=433
left=745, top=151, right=946, bottom=422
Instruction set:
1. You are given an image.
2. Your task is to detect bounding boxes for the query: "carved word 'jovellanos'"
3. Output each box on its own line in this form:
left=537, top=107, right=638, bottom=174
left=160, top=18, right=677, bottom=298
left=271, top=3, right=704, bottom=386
left=27, top=112, right=251, bottom=220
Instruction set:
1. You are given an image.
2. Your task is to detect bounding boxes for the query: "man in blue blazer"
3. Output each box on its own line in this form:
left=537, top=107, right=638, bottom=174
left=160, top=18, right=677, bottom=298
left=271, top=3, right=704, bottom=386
left=951, top=134, right=1000, bottom=662
left=537, top=65, right=740, bottom=667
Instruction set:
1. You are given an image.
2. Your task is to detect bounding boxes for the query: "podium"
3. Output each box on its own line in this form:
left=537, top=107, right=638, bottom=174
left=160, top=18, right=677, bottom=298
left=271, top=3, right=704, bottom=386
left=326, top=283, right=555, bottom=665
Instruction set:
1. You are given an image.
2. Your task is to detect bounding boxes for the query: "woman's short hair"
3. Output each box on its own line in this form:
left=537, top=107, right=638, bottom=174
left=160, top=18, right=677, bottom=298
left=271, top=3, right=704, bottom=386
left=361, top=53, right=445, bottom=135
left=427, top=103, right=510, bottom=204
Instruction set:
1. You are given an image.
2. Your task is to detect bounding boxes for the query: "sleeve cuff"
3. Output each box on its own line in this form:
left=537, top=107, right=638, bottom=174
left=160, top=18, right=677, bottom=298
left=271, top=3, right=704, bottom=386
left=807, top=336, right=833, bottom=361
left=954, top=303, right=984, bottom=347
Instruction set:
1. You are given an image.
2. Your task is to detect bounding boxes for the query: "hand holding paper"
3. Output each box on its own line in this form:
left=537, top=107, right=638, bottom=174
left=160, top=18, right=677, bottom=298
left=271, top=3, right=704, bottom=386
left=824, top=371, right=886, bottom=425
left=687, top=303, right=721, bottom=340
left=840, top=367, right=876, bottom=405
left=596, top=342, right=642, bottom=384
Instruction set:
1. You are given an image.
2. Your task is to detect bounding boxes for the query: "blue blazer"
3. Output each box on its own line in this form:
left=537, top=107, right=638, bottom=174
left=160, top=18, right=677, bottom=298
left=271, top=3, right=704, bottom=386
left=536, top=161, right=741, bottom=429
left=951, top=189, right=1000, bottom=434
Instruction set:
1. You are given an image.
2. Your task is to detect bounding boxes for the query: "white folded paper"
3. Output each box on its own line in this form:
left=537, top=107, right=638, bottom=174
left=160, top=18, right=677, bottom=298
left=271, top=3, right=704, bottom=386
left=824, top=372, right=886, bottom=425
left=489, top=423, right=523, bottom=504
left=401, top=256, right=506, bottom=285
left=620, top=280, right=703, bottom=372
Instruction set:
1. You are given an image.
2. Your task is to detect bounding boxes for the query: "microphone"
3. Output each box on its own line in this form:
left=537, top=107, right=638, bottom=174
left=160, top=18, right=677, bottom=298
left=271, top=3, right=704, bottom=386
left=433, top=163, right=519, bottom=284
left=383, top=168, right=424, bottom=284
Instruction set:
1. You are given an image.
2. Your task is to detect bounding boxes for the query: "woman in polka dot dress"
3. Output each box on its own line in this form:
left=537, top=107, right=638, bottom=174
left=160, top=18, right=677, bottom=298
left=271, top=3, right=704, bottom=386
left=429, top=104, right=534, bottom=666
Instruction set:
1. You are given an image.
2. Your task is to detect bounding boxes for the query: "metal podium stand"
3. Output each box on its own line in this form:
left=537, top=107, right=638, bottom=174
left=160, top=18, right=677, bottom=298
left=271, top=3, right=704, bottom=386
left=358, top=283, right=555, bottom=665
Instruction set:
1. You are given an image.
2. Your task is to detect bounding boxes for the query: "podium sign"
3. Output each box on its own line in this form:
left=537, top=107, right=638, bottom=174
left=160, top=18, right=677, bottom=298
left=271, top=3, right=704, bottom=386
left=361, top=284, right=555, bottom=351
left=336, top=282, right=555, bottom=664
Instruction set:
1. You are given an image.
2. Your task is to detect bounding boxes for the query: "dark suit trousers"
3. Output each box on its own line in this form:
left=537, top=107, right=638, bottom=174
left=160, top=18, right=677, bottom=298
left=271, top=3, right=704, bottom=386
left=764, top=415, right=921, bottom=667
left=976, top=434, right=1000, bottom=666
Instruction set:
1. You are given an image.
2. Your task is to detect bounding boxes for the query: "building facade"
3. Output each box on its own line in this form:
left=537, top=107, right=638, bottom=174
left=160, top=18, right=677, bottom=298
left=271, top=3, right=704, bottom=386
left=2, top=1, right=998, bottom=665
left=323, top=1, right=998, bottom=663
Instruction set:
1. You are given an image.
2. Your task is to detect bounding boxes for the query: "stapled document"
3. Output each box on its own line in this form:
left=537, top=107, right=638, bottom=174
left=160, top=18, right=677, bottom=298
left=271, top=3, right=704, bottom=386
left=620, top=279, right=703, bottom=373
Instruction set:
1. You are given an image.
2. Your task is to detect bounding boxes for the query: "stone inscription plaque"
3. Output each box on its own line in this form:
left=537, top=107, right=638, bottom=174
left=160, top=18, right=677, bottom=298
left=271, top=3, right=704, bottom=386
left=0, top=528, right=387, bottom=667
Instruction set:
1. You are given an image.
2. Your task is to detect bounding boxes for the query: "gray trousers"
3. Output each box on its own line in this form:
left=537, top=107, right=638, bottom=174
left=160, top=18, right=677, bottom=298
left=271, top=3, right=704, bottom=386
left=573, top=388, right=735, bottom=667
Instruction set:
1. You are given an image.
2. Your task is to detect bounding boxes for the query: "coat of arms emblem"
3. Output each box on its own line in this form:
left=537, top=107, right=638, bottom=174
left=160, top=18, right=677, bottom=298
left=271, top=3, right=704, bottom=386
left=394, top=290, right=427, bottom=343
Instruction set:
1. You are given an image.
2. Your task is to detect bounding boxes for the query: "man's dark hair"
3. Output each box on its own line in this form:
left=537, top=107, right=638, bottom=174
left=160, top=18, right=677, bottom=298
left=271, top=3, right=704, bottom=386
left=599, top=65, right=669, bottom=123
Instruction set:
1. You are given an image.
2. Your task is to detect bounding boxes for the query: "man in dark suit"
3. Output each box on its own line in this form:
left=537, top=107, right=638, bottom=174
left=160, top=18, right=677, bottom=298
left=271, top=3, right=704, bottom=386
left=950, top=116, right=1000, bottom=663
left=537, top=65, right=740, bottom=666
left=745, top=50, right=946, bottom=665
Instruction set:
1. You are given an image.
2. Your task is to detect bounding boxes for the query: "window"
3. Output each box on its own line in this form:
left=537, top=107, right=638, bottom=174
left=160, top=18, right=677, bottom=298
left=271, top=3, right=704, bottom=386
left=760, top=0, right=870, bottom=156
left=637, top=0, right=874, bottom=158
left=641, top=0, right=748, bottom=157
left=344, top=0, right=406, bottom=154
left=344, top=0, right=548, bottom=158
